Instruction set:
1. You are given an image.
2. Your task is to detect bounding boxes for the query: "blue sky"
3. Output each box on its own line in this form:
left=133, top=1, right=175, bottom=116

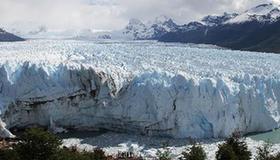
left=0, top=0, right=278, bottom=31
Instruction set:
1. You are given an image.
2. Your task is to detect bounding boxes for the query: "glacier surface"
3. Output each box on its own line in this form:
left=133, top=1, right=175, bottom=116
left=0, top=40, right=280, bottom=138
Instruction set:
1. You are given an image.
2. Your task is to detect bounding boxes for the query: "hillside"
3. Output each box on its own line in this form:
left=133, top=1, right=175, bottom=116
left=0, top=28, right=24, bottom=42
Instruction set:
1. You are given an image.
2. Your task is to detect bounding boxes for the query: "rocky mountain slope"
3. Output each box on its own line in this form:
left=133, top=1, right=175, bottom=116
left=0, top=28, right=24, bottom=42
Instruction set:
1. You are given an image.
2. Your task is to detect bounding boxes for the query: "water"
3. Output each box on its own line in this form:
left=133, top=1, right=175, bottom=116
left=248, top=129, right=280, bottom=144
left=57, top=130, right=106, bottom=139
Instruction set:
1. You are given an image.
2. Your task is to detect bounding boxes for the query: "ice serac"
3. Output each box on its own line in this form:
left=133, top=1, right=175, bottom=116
left=0, top=119, right=15, bottom=138
left=0, top=62, right=280, bottom=138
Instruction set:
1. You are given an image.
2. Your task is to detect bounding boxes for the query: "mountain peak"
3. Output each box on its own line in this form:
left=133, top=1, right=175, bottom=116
left=226, top=3, right=280, bottom=24
left=125, top=18, right=146, bottom=33
left=201, top=12, right=238, bottom=26
left=246, top=3, right=279, bottom=15
left=154, top=15, right=171, bottom=23
left=128, top=18, right=145, bottom=26
left=121, top=16, right=178, bottom=40
left=150, top=16, right=178, bottom=35
left=0, top=28, right=24, bottom=41
left=0, top=28, right=5, bottom=34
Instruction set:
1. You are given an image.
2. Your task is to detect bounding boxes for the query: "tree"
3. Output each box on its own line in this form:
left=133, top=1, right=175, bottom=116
left=216, top=143, right=238, bottom=160
left=0, top=148, right=20, bottom=160
left=156, top=148, right=172, bottom=160
left=0, top=128, right=112, bottom=160
left=15, top=128, right=62, bottom=160
left=255, top=143, right=272, bottom=160
left=216, top=134, right=251, bottom=160
left=182, top=143, right=207, bottom=160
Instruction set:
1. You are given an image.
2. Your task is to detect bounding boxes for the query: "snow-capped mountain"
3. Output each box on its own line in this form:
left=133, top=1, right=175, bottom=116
left=121, top=18, right=153, bottom=40
left=0, top=28, right=24, bottom=42
left=148, top=15, right=178, bottom=37
left=201, top=12, right=238, bottom=26
left=114, top=3, right=280, bottom=41
left=226, top=3, right=280, bottom=24
left=196, top=3, right=280, bottom=27
left=148, top=16, right=178, bottom=32
left=159, top=3, right=280, bottom=53
left=176, top=21, right=204, bottom=32
left=7, top=16, right=179, bottom=40
left=118, top=16, right=179, bottom=40
left=6, top=3, right=280, bottom=44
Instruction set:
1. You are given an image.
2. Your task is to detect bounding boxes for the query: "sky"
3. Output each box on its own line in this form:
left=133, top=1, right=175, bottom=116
left=0, top=0, right=280, bottom=31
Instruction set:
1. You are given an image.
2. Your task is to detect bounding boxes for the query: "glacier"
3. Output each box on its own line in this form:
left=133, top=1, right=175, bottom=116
left=0, top=40, right=280, bottom=138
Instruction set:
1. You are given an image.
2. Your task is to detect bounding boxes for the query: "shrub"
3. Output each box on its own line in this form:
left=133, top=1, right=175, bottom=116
left=182, top=143, right=206, bottom=160
left=255, top=143, right=280, bottom=160
left=216, top=143, right=238, bottom=160
left=92, top=148, right=107, bottom=160
left=55, top=147, right=108, bottom=160
left=255, top=143, right=273, bottom=160
left=15, top=127, right=62, bottom=160
left=0, top=148, right=20, bottom=160
left=56, top=147, right=88, bottom=160
left=0, top=128, right=112, bottom=160
left=271, top=153, right=280, bottom=160
left=156, top=148, right=172, bottom=160
left=216, top=134, right=251, bottom=160
left=116, top=151, right=144, bottom=160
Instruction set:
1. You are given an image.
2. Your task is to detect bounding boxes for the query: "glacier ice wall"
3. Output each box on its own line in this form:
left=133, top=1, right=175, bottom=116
left=0, top=63, right=280, bottom=138
left=1, top=40, right=280, bottom=138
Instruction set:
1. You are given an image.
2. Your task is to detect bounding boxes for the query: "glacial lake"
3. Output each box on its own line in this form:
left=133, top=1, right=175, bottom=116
left=248, top=129, right=280, bottom=144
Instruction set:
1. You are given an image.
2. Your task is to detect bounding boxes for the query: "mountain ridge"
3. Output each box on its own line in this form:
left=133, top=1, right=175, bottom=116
left=0, top=28, right=24, bottom=42
left=158, top=3, right=280, bottom=53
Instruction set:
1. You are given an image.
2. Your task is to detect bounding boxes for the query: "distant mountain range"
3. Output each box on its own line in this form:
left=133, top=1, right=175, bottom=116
left=4, top=3, right=280, bottom=53
left=0, top=28, right=24, bottom=42
left=5, top=16, right=180, bottom=41
left=112, top=3, right=280, bottom=53
left=158, top=3, right=280, bottom=53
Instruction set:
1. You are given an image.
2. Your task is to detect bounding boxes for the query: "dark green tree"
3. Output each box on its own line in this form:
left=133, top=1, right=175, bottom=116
left=156, top=148, right=172, bottom=160
left=216, top=134, right=251, bottom=160
left=216, top=143, right=238, bottom=160
left=15, top=128, right=62, bottom=160
left=0, top=148, right=20, bottom=160
left=255, top=143, right=273, bottom=160
left=182, top=143, right=207, bottom=160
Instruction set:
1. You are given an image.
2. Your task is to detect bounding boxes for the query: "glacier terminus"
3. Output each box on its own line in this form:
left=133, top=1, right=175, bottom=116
left=0, top=40, right=280, bottom=139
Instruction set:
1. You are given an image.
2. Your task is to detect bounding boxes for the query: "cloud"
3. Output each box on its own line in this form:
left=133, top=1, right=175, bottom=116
left=0, top=0, right=126, bottom=31
left=0, top=0, right=277, bottom=31
left=117, top=0, right=273, bottom=24
left=272, top=0, right=280, bottom=4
